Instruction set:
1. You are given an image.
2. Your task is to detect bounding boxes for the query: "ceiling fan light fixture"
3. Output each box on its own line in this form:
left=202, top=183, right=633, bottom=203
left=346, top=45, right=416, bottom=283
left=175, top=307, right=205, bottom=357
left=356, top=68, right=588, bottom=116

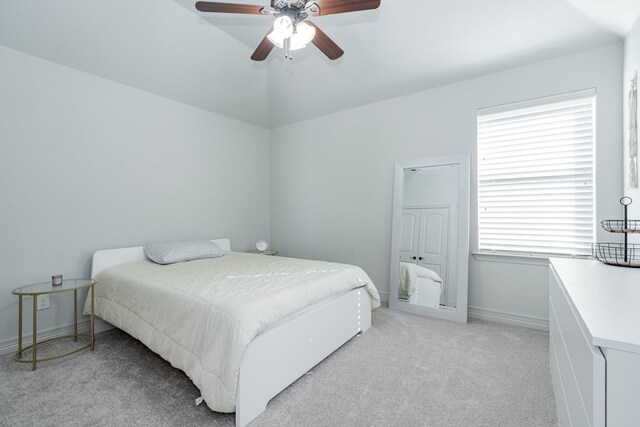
left=267, top=32, right=302, bottom=51
left=194, top=0, right=381, bottom=61
left=268, top=22, right=316, bottom=51
left=272, top=16, right=294, bottom=39
left=295, top=22, right=316, bottom=45
left=267, top=31, right=285, bottom=49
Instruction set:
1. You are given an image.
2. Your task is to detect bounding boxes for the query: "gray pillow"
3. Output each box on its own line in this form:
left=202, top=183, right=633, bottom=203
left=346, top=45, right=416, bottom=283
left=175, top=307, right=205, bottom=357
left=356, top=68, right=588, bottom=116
left=144, top=240, right=225, bottom=265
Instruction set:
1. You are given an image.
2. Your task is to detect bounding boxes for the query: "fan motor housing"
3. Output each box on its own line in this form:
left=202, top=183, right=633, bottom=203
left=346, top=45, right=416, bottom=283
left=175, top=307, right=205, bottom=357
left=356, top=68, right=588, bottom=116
left=276, top=6, right=306, bottom=22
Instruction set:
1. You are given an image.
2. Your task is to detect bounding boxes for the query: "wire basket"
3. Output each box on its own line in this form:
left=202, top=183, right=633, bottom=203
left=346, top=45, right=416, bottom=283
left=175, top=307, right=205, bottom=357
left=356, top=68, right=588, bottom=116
left=591, top=243, right=640, bottom=268
left=600, top=219, right=640, bottom=233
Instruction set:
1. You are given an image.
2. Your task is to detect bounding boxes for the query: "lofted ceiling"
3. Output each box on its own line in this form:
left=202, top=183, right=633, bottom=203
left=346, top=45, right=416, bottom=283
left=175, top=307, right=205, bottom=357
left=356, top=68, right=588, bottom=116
left=565, top=0, right=640, bottom=37
left=2, top=0, right=639, bottom=128
left=0, top=0, right=271, bottom=127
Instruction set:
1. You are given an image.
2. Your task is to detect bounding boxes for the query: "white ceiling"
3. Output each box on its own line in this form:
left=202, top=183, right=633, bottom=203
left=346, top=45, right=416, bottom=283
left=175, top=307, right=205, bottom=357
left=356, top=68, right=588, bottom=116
left=262, top=0, right=628, bottom=126
left=2, top=0, right=639, bottom=128
left=0, top=0, right=270, bottom=127
left=565, top=0, right=640, bottom=37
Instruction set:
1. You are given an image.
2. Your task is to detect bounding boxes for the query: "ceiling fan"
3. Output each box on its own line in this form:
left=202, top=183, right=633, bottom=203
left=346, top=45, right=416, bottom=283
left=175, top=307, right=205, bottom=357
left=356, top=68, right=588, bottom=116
left=195, top=0, right=381, bottom=61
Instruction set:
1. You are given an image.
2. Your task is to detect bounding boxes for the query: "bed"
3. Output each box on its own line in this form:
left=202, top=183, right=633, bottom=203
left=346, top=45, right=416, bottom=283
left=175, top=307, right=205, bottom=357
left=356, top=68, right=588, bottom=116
left=399, top=262, right=443, bottom=308
left=85, top=238, right=379, bottom=427
left=407, top=277, right=442, bottom=308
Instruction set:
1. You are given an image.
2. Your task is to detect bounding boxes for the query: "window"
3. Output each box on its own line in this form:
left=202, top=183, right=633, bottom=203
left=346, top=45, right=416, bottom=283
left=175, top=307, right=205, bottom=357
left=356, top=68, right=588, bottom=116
left=477, top=90, right=595, bottom=256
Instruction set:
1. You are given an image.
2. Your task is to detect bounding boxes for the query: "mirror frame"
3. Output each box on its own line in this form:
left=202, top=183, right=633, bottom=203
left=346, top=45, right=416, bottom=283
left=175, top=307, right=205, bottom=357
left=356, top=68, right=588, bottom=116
left=389, top=154, right=470, bottom=323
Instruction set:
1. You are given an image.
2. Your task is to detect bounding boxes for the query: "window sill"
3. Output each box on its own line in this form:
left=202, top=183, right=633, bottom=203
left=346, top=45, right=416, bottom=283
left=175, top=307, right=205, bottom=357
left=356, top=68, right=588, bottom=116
left=472, top=251, right=590, bottom=266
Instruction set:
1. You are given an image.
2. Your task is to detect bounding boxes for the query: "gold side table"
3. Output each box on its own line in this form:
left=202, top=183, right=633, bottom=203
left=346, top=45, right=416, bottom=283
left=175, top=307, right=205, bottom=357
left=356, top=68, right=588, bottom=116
left=12, top=278, right=97, bottom=370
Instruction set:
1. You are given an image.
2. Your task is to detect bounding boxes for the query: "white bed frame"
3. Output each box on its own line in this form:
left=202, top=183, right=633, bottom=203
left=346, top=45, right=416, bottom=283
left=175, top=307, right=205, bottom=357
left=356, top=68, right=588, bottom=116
left=91, top=239, right=372, bottom=427
left=407, top=277, right=442, bottom=308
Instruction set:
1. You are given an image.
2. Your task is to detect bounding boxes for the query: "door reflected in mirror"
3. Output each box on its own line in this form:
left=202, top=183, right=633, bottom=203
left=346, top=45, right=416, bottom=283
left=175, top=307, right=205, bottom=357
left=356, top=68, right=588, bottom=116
left=398, top=164, right=459, bottom=309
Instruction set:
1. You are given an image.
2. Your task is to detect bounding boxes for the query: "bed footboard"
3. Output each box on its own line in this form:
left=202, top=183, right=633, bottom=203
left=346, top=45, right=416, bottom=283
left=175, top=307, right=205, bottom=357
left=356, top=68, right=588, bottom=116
left=235, top=288, right=372, bottom=427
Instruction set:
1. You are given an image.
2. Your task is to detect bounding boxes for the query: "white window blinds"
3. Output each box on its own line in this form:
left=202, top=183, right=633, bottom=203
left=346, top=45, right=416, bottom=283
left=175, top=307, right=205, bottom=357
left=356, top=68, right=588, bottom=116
left=477, top=90, right=595, bottom=256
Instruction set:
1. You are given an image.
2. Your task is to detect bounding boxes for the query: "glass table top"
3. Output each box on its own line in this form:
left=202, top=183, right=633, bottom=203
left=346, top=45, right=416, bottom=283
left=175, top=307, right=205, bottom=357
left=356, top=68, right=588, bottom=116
left=12, top=279, right=96, bottom=295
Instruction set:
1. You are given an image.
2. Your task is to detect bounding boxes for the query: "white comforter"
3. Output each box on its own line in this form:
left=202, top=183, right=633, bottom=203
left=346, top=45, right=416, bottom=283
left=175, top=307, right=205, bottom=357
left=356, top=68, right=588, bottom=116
left=399, top=262, right=443, bottom=297
left=84, top=252, right=379, bottom=412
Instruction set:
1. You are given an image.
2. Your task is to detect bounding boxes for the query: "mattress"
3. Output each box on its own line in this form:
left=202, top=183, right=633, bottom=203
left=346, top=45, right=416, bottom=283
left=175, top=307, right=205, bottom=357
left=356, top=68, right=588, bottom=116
left=84, top=252, right=379, bottom=412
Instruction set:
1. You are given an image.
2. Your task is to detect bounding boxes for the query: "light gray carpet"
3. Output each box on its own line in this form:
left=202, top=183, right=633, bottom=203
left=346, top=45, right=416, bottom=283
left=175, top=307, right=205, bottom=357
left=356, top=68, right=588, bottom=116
left=0, top=308, right=557, bottom=426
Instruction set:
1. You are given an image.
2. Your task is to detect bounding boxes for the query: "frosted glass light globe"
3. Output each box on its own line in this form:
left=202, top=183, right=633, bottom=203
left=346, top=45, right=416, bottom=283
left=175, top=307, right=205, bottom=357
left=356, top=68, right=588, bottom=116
left=268, top=21, right=316, bottom=51
left=292, top=22, right=316, bottom=47
left=273, top=16, right=294, bottom=39
left=267, top=32, right=284, bottom=49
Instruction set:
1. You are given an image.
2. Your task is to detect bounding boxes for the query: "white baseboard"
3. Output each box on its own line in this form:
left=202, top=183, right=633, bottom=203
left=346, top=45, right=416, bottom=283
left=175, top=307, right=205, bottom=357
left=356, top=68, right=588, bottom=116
left=0, top=320, right=91, bottom=356
left=468, top=306, right=549, bottom=331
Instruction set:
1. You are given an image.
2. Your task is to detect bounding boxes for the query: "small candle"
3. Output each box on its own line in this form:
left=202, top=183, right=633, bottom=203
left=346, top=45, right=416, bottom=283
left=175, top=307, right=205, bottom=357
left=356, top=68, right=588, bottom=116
left=52, top=275, right=63, bottom=286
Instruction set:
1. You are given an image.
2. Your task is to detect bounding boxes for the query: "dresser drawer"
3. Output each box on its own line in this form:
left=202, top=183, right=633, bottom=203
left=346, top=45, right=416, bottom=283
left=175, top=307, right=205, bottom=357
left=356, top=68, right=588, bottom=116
left=549, top=266, right=605, bottom=427
left=550, top=299, right=587, bottom=427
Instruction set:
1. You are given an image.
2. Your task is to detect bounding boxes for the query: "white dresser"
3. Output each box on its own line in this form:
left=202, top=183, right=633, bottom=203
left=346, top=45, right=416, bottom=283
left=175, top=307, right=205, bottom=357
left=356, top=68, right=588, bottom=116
left=549, top=258, right=640, bottom=427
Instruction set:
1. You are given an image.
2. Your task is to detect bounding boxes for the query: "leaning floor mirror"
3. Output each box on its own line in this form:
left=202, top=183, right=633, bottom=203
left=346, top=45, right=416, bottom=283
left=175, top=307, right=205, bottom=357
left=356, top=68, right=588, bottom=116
left=389, top=154, right=470, bottom=323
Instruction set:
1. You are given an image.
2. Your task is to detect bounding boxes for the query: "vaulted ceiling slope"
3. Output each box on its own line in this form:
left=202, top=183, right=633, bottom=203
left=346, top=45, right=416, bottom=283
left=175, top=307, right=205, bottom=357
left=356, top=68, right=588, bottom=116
left=565, top=0, right=640, bottom=37
left=0, top=0, right=270, bottom=127
left=2, top=0, right=638, bottom=128
left=260, top=0, right=627, bottom=126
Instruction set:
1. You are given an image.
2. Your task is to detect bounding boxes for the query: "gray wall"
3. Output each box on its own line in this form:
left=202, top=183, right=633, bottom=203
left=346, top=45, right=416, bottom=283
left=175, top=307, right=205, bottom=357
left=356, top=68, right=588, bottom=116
left=269, top=44, right=623, bottom=324
left=0, top=39, right=626, bottom=352
left=0, top=45, right=270, bottom=349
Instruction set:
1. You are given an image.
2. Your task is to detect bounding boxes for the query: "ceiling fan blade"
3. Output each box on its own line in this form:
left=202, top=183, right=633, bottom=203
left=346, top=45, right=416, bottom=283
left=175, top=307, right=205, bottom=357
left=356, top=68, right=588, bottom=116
left=313, top=0, right=380, bottom=16
left=251, top=31, right=275, bottom=61
left=306, top=21, right=344, bottom=60
left=195, top=1, right=265, bottom=14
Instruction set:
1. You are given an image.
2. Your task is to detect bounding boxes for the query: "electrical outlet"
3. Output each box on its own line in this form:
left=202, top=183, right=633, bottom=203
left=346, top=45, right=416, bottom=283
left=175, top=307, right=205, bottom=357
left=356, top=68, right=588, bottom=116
left=37, top=295, right=50, bottom=310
